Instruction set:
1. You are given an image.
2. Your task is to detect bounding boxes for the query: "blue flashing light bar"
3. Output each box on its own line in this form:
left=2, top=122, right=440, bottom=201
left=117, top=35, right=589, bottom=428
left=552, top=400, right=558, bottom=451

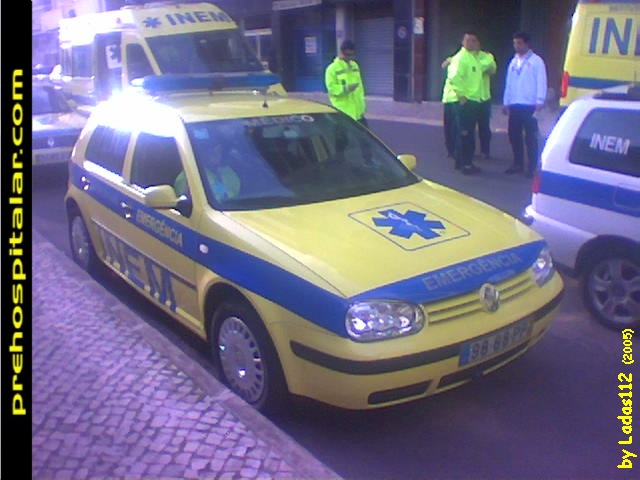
left=133, top=72, right=281, bottom=94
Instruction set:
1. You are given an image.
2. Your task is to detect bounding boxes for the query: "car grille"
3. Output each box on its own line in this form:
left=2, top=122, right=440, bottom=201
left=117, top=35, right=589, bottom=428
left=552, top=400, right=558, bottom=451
left=424, top=271, right=535, bottom=324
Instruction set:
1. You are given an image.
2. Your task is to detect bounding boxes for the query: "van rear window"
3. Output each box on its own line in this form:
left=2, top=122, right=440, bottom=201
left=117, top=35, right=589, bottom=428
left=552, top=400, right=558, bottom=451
left=569, top=108, right=640, bottom=177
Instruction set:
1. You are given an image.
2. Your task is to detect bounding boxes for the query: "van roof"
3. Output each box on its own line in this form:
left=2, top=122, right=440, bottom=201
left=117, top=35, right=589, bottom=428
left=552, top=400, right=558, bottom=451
left=59, top=2, right=237, bottom=44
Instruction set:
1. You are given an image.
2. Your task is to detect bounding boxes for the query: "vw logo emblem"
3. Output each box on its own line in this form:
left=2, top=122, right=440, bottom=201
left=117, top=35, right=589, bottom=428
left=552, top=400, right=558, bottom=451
left=47, top=137, right=56, bottom=148
left=479, top=283, right=500, bottom=312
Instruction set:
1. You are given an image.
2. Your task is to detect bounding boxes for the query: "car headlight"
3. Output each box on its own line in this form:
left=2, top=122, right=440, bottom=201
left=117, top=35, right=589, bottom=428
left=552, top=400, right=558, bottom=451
left=531, top=246, right=555, bottom=286
left=345, top=301, right=425, bottom=342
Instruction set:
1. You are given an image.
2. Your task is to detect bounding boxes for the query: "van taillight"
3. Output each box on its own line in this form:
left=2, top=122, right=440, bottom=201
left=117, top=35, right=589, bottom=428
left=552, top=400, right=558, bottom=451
left=531, top=171, right=541, bottom=193
left=561, top=71, right=569, bottom=98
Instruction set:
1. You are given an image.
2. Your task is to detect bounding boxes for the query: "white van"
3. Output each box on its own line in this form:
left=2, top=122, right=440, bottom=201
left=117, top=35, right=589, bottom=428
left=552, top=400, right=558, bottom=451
left=57, top=2, right=281, bottom=104
left=525, top=84, right=640, bottom=329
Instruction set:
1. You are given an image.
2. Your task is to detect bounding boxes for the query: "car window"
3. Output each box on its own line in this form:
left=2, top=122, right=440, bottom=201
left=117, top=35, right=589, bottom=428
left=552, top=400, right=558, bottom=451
left=130, top=132, right=184, bottom=190
left=85, top=125, right=131, bottom=175
left=185, top=112, right=418, bottom=210
left=569, top=107, right=640, bottom=178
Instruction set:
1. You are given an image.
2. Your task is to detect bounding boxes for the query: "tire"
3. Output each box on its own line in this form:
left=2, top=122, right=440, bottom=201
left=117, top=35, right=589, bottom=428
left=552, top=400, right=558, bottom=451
left=581, top=249, right=640, bottom=330
left=68, top=211, right=100, bottom=274
left=210, top=299, right=288, bottom=413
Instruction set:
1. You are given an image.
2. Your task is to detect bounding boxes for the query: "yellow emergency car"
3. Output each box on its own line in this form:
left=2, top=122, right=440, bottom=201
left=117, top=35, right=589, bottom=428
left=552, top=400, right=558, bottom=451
left=65, top=73, right=564, bottom=411
left=560, top=0, right=640, bottom=106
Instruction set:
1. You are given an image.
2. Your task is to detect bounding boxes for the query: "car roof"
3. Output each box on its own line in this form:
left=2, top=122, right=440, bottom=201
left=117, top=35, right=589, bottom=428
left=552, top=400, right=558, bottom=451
left=592, top=84, right=640, bottom=103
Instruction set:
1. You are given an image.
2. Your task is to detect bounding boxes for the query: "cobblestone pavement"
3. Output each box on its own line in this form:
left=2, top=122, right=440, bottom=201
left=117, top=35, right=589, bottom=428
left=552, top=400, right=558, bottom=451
left=31, top=229, right=341, bottom=480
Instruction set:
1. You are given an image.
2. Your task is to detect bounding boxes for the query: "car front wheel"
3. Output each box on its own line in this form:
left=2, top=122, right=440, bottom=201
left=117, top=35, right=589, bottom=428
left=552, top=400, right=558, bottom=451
left=582, top=250, right=640, bottom=330
left=211, top=299, right=288, bottom=413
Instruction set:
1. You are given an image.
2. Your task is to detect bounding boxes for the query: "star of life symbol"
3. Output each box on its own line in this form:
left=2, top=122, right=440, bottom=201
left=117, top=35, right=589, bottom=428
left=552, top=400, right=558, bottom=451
left=373, top=209, right=446, bottom=239
left=143, top=16, right=162, bottom=28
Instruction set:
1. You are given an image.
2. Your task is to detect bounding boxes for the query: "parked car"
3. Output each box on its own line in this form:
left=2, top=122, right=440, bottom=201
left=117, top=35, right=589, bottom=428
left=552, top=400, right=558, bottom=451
left=65, top=73, right=563, bottom=411
left=32, top=80, right=86, bottom=166
left=525, top=84, right=640, bottom=329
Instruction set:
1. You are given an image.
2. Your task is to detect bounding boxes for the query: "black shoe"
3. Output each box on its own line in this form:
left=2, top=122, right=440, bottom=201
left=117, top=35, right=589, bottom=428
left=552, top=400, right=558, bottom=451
left=481, top=153, right=491, bottom=160
left=505, top=165, right=523, bottom=174
left=462, top=164, right=482, bottom=175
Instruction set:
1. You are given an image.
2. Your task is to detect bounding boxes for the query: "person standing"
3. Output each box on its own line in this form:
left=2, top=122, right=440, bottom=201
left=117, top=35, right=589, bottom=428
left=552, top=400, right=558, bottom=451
left=476, top=46, right=497, bottom=159
left=444, top=31, right=486, bottom=175
left=441, top=55, right=458, bottom=159
left=325, top=40, right=367, bottom=126
left=502, top=31, right=548, bottom=178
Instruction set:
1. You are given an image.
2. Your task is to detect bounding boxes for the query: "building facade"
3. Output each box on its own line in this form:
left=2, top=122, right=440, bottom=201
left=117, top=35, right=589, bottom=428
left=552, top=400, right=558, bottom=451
left=32, top=0, right=576, bottom=102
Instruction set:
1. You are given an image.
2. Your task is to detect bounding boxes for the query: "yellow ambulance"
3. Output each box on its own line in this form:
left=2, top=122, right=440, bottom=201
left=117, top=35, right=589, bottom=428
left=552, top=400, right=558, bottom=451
left=57, top=2, right=279, bottom=105
left=65, top=74, right=564, bottom=411
left=560, top=0, right=640, bottom=106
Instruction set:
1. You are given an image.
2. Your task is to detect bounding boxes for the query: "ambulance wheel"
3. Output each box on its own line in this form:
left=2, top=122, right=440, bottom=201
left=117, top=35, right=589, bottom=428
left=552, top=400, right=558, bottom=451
left=68, top=211, right=100, bottom=275
left=211, top=299, right=288, bottom=413
left=581, top=248, right=640, bottom=330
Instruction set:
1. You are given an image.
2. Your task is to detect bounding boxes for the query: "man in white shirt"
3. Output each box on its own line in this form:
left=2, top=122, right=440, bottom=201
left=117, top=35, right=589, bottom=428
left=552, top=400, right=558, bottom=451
left=502, top=31, right=547, bottom=178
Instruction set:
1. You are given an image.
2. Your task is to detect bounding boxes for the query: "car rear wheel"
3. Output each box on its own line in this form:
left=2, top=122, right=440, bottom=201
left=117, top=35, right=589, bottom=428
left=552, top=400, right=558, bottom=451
left=211, top=299, right=288, bottom=413
left=582, top=250, right=640, bottom=330
left=69, top=212, right=99, bottom=274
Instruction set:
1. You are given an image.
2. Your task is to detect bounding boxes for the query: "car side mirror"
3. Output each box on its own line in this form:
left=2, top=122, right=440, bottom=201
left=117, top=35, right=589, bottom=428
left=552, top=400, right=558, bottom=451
left=397, top=154, right=417, bottom=171
left=143, top=184, right=179, bottom=209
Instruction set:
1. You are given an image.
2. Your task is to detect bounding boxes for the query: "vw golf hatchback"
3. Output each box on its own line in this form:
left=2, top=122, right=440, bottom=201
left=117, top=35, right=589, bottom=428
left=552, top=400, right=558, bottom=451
left=65, top=74, right=563, bottom=411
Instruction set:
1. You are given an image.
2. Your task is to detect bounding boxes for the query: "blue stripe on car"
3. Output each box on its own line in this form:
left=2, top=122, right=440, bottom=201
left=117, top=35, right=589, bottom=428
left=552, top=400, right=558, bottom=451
left=539, top=171, right=640, bottom=218
left=71, top=163, right=544, bottom=336
left=567, top=76, right=629, bottom=90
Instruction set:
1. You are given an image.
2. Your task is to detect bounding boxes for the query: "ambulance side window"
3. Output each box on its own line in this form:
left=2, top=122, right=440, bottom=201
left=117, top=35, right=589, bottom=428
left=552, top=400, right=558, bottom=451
left=130, top=133, right=184, bottom=191
left=569, top=108, right=640, bottom=178
left=85, top=125, right=130, bottom=175
left=127, top=44, right=154, bottom=82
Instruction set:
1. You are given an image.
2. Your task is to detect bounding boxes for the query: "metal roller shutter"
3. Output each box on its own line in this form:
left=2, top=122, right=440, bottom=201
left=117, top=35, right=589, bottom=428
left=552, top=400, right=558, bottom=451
left=355, top=17, right=394, bottom=96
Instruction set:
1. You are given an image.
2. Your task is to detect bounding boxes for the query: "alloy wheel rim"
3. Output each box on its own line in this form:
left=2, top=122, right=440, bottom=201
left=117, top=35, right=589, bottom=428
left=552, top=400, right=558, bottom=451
left=588, top=258, right=640, bottom=325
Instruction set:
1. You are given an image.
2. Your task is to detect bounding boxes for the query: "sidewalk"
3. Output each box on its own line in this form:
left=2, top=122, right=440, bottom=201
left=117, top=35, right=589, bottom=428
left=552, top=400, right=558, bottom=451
left=31, top=229, right=341, bottom=480
left=289, top=92, right=560, bottom=138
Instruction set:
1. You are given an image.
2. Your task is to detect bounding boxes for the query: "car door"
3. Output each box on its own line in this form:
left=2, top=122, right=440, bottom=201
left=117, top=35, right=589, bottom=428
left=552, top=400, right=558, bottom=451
left=114, top=131, right=202, bottom=335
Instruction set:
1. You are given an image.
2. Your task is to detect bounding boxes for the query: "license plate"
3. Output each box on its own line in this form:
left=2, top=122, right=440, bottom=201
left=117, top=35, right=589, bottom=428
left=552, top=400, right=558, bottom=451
left=459, top=319, right=532, bottom=367
left=34, top=151, right=70, bottom=165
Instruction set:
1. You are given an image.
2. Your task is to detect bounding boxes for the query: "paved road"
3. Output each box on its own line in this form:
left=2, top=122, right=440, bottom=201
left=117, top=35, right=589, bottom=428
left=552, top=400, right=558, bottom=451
left=31, top=119, right=635, bottom=480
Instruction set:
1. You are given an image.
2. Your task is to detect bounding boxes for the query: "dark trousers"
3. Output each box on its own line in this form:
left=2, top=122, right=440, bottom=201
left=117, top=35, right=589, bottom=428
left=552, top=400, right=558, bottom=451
left=507, top=105, right=539, bottom=173
left=443, top=102, right=456, bottom=157
left=476, top=100, right=491, bottom=156
left=453, top=100, right=481, bottom=168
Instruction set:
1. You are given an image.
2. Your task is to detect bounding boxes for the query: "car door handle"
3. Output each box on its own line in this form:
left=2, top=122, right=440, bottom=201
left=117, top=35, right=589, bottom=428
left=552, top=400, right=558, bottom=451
left=120, top=201, right=133, bottom=220
left=80, top=176, right=91, bottom=191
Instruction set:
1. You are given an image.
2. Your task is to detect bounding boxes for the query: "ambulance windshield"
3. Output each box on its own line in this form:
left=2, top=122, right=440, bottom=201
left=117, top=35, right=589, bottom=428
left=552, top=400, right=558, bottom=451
left=148, top=30, right=264, bottom=74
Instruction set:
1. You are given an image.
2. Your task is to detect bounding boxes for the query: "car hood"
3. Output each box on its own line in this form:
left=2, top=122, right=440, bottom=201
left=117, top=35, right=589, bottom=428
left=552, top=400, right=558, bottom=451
left=227, top=180, right=544, bottom=301
left=32, top=112, right=86, bottom=135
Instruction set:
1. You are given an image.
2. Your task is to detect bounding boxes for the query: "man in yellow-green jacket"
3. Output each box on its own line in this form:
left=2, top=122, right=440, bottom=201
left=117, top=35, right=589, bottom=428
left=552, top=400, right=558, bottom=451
left=325, top=40, right=367, bottom=126
left=445, top=31, right=494, bottom=174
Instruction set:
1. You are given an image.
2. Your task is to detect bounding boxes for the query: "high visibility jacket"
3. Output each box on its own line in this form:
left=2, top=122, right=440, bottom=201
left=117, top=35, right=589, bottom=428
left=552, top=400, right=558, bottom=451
left=446, top=47, right=485, bottom=103
left=478, top=51, right=497, bottom=102
left=324, top=56, right=366, bottom=121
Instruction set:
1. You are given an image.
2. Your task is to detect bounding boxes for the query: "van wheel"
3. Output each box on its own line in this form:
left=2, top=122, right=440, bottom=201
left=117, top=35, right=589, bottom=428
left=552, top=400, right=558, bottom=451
left=581, top=250, right=640, bottom=330
left=68, top=213, right=99, bottom=274
left=210, top=299, right=288, bottom=413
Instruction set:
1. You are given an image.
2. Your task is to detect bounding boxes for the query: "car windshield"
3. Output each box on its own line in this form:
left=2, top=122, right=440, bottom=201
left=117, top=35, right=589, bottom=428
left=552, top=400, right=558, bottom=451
left=33, top=84, right=72, bottom=115
left=148, top=30, right=264, bottom=74
left=185, top=112, right=419, bottom=210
